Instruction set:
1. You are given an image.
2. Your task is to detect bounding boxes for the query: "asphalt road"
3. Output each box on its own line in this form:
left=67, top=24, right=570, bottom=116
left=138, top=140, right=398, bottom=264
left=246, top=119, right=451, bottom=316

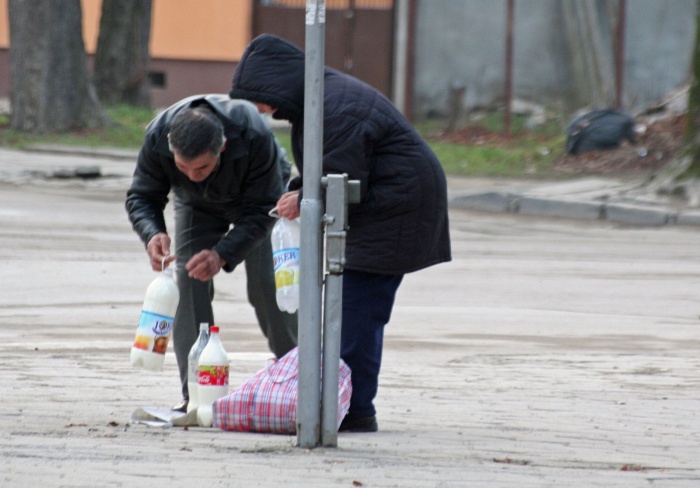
left=0, top=148, right=699, bottom=487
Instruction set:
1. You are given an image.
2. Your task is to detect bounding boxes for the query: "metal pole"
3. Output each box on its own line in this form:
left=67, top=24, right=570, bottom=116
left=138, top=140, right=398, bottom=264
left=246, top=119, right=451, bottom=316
left=321, top=269, right=343, bottom=446
left=405, top=0, right=417, bottom=121
left=392, top=0, right=409, bottom=114
left=615, top=0, right=626, bottom=109
left=343, top=0, right=356, bottom=74
left=297, top=0, right=325, bottom=449
left=320, top=175, right=348, bottom=447
left=504, top=0, right=514, bottom=135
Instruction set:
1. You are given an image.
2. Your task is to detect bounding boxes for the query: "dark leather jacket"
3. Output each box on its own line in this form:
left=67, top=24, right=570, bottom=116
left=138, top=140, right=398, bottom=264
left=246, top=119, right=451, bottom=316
left=125, top=94, right=290, bottom=272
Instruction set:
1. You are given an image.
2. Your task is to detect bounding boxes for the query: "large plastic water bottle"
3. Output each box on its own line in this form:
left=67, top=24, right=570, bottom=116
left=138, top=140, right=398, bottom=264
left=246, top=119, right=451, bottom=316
left=186, top=322, right=210, bottom=414
left=130, top=268, right=180, bottom=371
left=196, top=325, right=230, bottom=427
left=271, top=217, right=300, bottom=313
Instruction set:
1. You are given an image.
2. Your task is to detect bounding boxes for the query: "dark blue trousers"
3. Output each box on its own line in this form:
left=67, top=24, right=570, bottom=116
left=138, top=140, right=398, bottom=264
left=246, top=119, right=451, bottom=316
left=341, top=269, right=404, bottom=417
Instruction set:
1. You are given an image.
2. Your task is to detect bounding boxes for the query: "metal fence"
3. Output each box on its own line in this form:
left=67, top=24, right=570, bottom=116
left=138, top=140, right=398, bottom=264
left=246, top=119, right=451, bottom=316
left=412, top=0, right=696, bottom=123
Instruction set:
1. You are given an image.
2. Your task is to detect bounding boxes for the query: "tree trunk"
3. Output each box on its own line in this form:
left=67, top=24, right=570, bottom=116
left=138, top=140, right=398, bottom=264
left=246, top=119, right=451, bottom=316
left=8, top=0, right=110, bottom=133
left=636, top=0, right=698, bottom=200
left=94, top=0, right=153, bottom=108
left=683, top=0, right=700, bottom=175
left=561, top=0, right=615, bottom=111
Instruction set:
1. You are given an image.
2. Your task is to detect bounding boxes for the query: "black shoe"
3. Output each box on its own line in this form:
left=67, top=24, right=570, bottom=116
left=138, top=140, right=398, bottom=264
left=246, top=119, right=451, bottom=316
left=339, top=414, right=378, bottom=433
left=171, top=398, right=188, bottom=413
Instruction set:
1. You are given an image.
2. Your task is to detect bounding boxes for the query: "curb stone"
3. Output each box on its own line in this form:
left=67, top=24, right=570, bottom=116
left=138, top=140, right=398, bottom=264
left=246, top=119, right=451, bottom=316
left=12, top=145, right=700, bottom=228
left=24, top=144, right=138, bottom=161
left=603, top=203, right=674, bottom=226
left=452, top=192, right=700, bottom=227
left=676, top=210, right=700, bottom=226
left=518, top=196, right=602, bottom=221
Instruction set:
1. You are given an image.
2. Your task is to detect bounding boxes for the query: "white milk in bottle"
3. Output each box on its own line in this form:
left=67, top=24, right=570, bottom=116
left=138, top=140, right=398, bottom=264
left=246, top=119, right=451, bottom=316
left=196, top=325, right=229, bottom=427
left=186, top=322, right=210, bottom=414
left=130, top=268, right=180, bottom=371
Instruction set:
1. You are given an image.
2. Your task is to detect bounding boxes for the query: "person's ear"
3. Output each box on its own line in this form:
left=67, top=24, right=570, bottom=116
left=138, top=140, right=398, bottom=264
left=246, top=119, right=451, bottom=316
left=220, top=138, right=227, bottom=154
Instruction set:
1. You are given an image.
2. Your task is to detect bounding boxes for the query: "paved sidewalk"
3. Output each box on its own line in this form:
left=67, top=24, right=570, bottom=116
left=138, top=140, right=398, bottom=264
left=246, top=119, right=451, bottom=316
left=1, top=147, right=699, bottom=487
left=449, top=174, right=700, bottom=227
left=11, top=144, right=700, bottom=227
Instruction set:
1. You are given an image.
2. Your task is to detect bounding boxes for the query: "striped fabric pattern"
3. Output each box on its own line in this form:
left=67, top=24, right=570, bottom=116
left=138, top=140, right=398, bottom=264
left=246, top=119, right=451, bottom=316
left=213, top=347, right=352, bottom=434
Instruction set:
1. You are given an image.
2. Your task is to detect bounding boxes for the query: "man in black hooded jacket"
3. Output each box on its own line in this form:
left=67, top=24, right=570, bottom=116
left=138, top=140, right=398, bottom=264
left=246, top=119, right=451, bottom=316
left=230, top=34, right=451, bottom=432
left=126, top=94, right=298, bottom=411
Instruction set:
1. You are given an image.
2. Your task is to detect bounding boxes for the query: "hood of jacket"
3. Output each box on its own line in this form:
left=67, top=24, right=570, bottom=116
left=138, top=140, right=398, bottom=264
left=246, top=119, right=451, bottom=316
left=230, top=34, right=306, bottom=123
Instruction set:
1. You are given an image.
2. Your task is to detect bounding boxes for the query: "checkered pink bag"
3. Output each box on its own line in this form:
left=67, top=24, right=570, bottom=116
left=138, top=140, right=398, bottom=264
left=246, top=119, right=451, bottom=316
left=212, top=347, right=352, bottom=434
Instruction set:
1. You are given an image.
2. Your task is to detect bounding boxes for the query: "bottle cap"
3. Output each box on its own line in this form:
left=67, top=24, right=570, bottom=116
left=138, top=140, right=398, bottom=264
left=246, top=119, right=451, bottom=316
left=210, top=325, right=219, bottom=333
left=199, top=322, right=209, bottom=332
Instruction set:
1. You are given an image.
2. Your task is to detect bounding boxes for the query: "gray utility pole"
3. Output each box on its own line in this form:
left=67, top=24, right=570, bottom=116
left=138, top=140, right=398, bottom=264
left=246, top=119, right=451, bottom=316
left=321, top=174, right=359, bottom=447
left=296, top=0, right=360, bottom=449
left=297, top=0, right=326, bottom=449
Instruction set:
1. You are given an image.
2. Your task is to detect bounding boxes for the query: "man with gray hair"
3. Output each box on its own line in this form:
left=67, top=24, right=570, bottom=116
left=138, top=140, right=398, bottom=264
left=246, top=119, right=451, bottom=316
left=126, top=94, right=297, bottom=411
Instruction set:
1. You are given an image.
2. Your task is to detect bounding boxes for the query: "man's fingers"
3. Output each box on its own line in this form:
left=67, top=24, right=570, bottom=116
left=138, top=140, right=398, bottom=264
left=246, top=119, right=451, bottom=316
left=185, top=251, right=220, bottom=281
left=147, top=234, right=174, bottom=270
left=151, top=253, right=176, bottom=270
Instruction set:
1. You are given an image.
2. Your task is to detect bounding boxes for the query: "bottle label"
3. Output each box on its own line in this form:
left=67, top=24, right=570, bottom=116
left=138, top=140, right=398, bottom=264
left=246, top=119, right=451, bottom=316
left=198, top=365, right=229, bottom=386
left=273, top=247, right=300, bottom=290
left=132, top=310, right=174, bottom=355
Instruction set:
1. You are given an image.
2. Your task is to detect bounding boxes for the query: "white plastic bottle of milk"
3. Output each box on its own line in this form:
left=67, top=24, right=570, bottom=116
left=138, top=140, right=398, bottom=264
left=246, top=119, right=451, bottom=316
left=130, top=268, right=180, bottom=371
left=186, top=322, right=210, bottom=414
left=271, top=217, right=300, bottom=313
left=196, top=325, right=229, bottom=427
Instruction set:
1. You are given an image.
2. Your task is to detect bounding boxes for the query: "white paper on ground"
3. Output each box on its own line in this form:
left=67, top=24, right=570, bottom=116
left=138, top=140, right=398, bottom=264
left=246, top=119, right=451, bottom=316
left=129, top=406, right=198, bottom=427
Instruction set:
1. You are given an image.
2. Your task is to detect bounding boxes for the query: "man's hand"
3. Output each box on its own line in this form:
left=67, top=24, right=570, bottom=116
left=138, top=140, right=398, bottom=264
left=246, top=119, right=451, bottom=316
left=186, top=249, right=225, bottom=282
left=147, top=232, right=176, bottom=271
left=276, top=191, right=300, bottom=219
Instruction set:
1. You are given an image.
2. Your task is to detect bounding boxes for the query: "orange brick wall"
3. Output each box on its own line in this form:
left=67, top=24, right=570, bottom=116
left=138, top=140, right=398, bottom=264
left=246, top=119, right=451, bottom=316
left=0, top=0, right=252, bottom=62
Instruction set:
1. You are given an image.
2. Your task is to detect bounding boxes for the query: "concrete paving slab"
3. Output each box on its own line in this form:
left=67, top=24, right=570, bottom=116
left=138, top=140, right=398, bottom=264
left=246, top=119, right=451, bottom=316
left=1, top=148, right=699, bottom=487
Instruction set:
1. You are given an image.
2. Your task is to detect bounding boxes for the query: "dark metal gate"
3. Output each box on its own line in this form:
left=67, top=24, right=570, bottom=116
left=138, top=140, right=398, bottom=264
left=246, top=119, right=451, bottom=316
left=253, top=0, right=395, bottom=98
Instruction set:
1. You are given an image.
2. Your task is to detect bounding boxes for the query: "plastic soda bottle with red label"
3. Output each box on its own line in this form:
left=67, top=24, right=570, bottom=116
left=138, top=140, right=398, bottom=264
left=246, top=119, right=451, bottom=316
left=196, top=325, right=229, bottom=427
left=186, top=322, right=210, bottom=414
left=271, top=217, right=300, bottom=313
left=130, top=267, right=180, bottom=371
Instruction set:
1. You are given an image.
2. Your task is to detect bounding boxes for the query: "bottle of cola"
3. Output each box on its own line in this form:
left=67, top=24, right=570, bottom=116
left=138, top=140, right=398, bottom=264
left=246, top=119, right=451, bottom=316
left=196, top=325, right=229, bottom=427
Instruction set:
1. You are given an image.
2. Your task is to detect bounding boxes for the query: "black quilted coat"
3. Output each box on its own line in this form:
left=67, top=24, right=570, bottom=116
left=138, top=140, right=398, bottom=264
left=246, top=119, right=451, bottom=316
left=230, top=34, right=451, bottom=275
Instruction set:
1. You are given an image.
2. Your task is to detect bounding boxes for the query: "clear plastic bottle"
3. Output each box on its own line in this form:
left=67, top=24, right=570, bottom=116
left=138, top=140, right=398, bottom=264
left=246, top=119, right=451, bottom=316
left=271, top=217, right=300, bottom=313
left=130, top=268, right=180, bottom=371
left=186, top=322, right=210, bottom=414
left=196, top=325, right=229, bottom=427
